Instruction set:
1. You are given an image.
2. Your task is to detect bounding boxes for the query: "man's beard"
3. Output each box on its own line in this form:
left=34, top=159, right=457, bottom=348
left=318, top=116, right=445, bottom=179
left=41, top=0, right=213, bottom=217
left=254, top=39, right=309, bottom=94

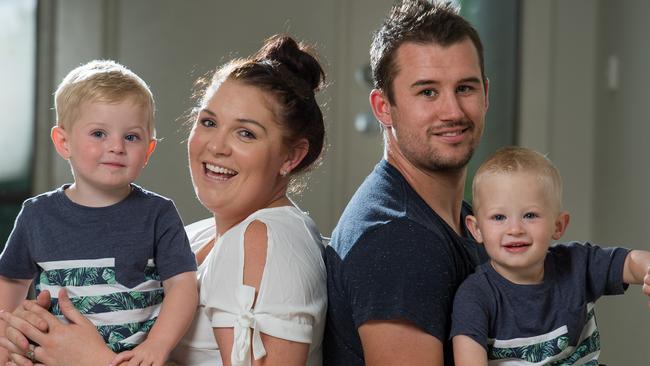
left=398, top=122, right=477, bottom=173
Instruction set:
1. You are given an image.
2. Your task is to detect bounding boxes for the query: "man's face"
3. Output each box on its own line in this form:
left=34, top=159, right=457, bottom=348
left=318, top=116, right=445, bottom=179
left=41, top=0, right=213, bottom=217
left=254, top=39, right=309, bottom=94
left=382, top=39, right=488, bottom=173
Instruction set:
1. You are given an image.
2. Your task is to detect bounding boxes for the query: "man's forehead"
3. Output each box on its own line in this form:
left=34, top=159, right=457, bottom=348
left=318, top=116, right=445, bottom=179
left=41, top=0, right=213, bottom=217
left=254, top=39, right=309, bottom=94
left=393, top=40, right=482, bottom=82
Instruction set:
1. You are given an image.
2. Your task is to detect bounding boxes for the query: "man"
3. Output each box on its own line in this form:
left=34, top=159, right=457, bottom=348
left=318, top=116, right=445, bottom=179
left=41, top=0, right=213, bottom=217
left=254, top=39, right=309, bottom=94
left=324, top=1, right=489, bottom=365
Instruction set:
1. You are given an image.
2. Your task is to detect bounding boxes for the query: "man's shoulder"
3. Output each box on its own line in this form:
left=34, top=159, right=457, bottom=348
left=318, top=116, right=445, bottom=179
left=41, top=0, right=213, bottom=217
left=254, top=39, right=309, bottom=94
left=343, top=160, right=408, bottom=215
left=329, top=215, right=451, bottom=265
left=329, top=163, right=402, bottom=250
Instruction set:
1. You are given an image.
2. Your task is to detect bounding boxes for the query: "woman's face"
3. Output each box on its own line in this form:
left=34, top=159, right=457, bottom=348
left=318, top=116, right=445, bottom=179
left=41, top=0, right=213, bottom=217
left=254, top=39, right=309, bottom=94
left=188, top=79, right=296, bottom=223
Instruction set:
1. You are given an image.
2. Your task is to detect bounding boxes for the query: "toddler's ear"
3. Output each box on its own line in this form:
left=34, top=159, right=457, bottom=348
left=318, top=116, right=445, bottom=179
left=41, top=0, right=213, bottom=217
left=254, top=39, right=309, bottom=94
left=466, top=215, right=483, bottom=243
left=51, top=126, right=71, bottom=160
left=552, top=211, right=571, bottom=240
left=144, top=139, right=157, bottom=165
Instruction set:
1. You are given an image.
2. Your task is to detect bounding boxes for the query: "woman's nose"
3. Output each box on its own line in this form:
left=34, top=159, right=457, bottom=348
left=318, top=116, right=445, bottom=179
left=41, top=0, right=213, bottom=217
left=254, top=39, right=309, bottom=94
left=207, top=131, right=232, bottom=156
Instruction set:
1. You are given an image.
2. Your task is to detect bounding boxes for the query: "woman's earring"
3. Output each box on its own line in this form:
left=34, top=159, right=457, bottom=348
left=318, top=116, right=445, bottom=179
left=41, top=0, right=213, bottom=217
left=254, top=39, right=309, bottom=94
left=280, top=169, right=288, bottom=177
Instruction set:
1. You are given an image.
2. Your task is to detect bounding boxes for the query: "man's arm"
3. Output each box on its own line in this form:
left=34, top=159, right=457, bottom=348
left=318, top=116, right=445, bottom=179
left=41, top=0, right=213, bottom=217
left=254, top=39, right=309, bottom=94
left=342, top=221, right=459, bottom=365
left=359, top=320, right=443, bottom=366
left=622, top=250, right=650, bottom=306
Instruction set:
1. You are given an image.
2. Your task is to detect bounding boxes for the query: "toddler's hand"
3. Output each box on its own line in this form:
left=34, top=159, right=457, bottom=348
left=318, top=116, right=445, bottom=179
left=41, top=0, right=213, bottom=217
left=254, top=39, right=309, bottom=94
left=643, top=267, right=650, bottom=307
left=109, top=341, right=167, bottom=366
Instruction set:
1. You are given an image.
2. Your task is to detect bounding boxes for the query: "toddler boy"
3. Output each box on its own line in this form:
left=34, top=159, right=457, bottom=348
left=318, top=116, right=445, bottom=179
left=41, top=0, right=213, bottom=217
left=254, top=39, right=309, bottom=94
left=0, top=60, right=198, bottom=365
left=451, top=146, right=650, bottom=365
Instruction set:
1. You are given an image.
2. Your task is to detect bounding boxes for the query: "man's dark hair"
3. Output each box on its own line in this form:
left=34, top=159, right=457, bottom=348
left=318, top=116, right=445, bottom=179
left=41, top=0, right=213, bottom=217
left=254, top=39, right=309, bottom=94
left=370, top=0, right=485, bottom=104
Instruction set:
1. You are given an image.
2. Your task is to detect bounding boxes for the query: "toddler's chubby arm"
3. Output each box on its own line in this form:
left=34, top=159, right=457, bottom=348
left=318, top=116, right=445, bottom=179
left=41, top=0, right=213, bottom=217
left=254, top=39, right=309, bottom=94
left=110, top=271, right=198, bottom=366
left=622, top=250, right=650, bottom=307
left=0, top=276, right=33, bottom=363
left=452, top=335, right=488, bottom=366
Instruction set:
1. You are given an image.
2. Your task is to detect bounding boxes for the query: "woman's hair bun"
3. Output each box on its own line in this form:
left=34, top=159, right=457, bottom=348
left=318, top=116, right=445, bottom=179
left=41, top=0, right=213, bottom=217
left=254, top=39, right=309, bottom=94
left=254, top=34, right=325, bottom=92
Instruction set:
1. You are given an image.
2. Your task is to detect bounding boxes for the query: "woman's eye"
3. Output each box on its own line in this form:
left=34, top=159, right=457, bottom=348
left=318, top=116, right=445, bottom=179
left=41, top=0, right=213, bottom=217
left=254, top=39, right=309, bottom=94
left=420, top=89, right=436, bottom=97
left=125, top=134, right=140, bottom=142
left=200, top=118, right=216, bottom=128
left=238, top=130, right=256, bottom=139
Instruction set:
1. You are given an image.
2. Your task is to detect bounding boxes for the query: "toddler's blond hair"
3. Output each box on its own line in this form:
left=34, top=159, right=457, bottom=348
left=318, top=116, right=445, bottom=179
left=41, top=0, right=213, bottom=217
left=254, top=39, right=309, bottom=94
left=55, top=60, right=155, bottom=137
left=472, top=146, right=563, bottom=212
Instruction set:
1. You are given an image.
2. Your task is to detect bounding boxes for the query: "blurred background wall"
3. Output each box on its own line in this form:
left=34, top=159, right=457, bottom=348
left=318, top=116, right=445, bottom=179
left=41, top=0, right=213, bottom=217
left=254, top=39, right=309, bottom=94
left=1, top=0, right=648, bottom=364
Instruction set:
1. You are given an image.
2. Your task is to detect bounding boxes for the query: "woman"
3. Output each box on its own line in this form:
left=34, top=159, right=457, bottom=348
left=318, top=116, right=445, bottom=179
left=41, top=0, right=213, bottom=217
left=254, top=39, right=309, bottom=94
left=1, top=34, right=328, bottom=366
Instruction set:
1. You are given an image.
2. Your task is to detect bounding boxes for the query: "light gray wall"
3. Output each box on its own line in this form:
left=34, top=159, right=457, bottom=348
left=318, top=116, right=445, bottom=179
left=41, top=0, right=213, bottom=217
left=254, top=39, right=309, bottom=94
left=520, top=1, right=649, bottom=364
left=592, top=0, right=650, bottom=363
left=520, top=0, right=597, bottom=242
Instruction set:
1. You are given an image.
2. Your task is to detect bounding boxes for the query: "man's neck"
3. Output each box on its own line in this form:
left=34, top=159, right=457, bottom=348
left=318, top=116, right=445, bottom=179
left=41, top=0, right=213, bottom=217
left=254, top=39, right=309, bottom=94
left=386, top=150, right=467, bottom=235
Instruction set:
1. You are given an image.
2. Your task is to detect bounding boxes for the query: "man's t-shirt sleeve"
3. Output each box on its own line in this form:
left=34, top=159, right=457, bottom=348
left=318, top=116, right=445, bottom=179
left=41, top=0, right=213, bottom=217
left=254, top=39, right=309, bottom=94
left=341, top=219, right=457, bottom=341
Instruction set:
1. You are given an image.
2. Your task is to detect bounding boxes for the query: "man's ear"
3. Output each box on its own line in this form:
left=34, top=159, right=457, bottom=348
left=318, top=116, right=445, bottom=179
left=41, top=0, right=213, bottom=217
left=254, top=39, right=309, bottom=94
left=144, top=139, right=157, bottom=165
left=51, top=126, right=71, bottom=160
left=280, top=138, right=309, bottom=177
left=466, top=215, right=483, bottom=243
left=369, top=89, right=393, bottom=128
left=552, top=211, right=570, bottom=240
left=483, top=77, right=490, bottom=110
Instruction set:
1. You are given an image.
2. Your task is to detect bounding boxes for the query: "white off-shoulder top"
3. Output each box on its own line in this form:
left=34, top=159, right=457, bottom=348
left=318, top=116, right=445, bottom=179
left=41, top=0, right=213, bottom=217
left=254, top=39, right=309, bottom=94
left=169, top=206, right=327, bottom=366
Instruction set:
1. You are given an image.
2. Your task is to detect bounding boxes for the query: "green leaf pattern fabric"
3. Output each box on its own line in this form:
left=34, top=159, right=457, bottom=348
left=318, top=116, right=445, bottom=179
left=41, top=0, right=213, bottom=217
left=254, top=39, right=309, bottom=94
left=487, top=308, right=600, bottom=365
left=36, top=260, right=163, bottom=352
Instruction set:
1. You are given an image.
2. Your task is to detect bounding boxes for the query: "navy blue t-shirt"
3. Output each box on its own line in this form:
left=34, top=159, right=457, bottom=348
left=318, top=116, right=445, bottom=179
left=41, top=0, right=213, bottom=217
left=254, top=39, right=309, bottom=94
left=0, top=184, right=197, bottom=351
left=324, top=160, right=487, bottom=366
left=450, top=243, right=629, bottom=365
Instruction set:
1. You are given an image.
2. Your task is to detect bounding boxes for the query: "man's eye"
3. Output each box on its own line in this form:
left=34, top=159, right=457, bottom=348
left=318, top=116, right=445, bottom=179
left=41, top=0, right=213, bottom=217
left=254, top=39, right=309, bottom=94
left=457, top=85, right=474, bottom=93
left=421, top=89, right=435, bottom=97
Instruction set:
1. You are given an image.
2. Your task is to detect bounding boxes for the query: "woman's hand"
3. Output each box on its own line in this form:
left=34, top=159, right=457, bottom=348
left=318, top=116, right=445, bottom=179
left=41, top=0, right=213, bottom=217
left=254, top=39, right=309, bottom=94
left=0, top=288, right=115, bottom=366
left=0, top=290, right=51, bottom=365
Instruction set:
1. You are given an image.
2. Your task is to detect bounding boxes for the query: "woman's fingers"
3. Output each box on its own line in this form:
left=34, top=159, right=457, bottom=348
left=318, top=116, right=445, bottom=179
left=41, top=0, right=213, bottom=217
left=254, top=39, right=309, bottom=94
left=2, top=325, right=29, bottom=353
left=19, top=300, right=61, bottom=332
left=56, top=289, right=90, bottom=326
left=13, top=303, right=47, bottom=333
left=34, top=291, right=51, bottom=310
left=0, top=334, right=27, bottom=357
left=0, top=312, right=46, bottom=348
left=8, top=352, right=32, bottom=366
